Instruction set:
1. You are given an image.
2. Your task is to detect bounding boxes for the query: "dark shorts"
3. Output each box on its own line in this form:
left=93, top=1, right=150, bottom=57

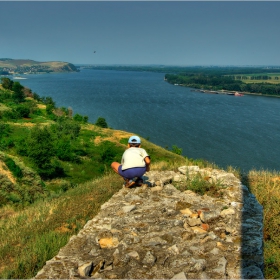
left=118, top=165, right=146, bottom=179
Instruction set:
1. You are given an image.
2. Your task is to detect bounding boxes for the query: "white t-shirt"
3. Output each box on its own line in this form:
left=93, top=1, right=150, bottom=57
left=121, top=147, right=149, bottom=170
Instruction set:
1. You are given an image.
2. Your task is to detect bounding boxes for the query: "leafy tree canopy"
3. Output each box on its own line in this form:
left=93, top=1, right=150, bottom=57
left=1, top=77, right=14, bottom=90
left=95, top=117, right=108, bottom=128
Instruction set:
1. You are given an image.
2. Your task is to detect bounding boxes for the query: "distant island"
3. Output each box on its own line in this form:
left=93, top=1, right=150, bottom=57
left=0, top=58, right=78, bottom=75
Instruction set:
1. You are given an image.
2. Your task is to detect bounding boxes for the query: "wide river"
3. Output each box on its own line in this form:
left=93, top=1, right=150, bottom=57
left=18, top=69, right=280, bottom=172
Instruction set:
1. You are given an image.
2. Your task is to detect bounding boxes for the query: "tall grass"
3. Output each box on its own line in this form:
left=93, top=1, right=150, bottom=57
left=246, top=170, right=280, bottom=279
left=0, top=172, right=123, bottom=278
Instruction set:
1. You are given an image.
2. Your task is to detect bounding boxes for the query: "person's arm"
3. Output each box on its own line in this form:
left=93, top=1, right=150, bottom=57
left=144, top=156, right=151, bottom=171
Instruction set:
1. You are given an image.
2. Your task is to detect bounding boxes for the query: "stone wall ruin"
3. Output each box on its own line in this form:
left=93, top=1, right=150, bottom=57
left=35, top=166, right=264, bottom=279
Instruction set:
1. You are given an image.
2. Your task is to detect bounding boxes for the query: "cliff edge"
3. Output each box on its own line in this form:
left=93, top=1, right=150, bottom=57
left=35, top=166, right=263, bottom=279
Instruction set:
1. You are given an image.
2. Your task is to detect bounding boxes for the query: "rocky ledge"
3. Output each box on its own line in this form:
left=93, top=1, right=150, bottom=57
left=35, top=166, right=263, bottom=279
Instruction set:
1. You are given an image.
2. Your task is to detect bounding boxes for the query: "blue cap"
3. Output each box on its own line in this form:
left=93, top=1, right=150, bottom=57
left=128, top=135, right=141, bottom=144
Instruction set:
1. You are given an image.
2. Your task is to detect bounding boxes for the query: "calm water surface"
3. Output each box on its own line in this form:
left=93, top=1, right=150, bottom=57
left=18, top=69, right=280, bottom=172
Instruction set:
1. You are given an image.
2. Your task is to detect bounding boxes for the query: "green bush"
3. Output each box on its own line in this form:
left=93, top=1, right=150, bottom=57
left=15, top=105, right=30, bottom=118
left=73, top=114, right=88, bottom=123
left=171, top=145, right=183, bottom=155
left=98, top=141, right=123, bottom=165
left=0, top=91, right=13, bottom=102
left=0, top=122, right=11, bottom=138
left=55, top=138, right=76, bottom=162
left=95, top=117, right=108, bottom=128
left=73, top=113, right=83, bottom=122
left=15, top=136, right=29, bottom=156
left=32, top=92, right=41, bottom=101
left=1, top=77, right=14, bottom=90
left=52, top=117, right=81, bottom=140
left=27, top=126, right=58, bottom=179
left=12, top=82, right=25, bottom=103
left=183, top=173, right=223, bottom=196
left=46, top=104, right=54, bottom=115
left=1, top=109, right=20, bottom=121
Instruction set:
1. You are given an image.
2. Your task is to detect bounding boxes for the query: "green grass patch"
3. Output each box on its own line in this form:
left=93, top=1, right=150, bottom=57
left=175, top=171, right=224, bottom=197
left=3, top=156, right=23, bottom=179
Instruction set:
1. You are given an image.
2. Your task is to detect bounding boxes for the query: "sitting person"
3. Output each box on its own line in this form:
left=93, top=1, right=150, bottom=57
left=111, top=135, right=151, bottom=188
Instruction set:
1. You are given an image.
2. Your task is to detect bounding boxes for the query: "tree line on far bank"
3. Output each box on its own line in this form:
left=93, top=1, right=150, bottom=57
left=165, top=73, right=280, bottom=96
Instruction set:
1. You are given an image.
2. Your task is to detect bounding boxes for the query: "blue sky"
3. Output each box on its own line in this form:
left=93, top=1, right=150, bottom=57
left=1, top=1, right=280, bottom=66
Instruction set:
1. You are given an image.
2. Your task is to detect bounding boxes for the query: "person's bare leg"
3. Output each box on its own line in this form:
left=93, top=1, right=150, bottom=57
left=111, top=162, right=121, bottom=175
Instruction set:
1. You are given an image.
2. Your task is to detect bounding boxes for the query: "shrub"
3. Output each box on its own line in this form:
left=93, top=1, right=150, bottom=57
left=83, top=116, right=88, bottom=123
left=27, top=126, right=57, bottom=178
left=171, top=145, right=183, bottom=155
left=99, top=141, right=123, bottom=165
left=15, top=105, right=30, bottom=118
left=1, top=77, right=14, bottom=90
left=46, top=104, right=54, bottom=115
left=55, top=138, right=76, bottom=162
left=95, top=117, right=108, bottom=128
left=12, top=82, right=25, bottom=103
left=52, top=117, right=81, bottom=140
left=0, top=91, right=13, bottom=102
left=1, top=109, right=20, bottom=121
left=0, top=122, right=11, bottom=138
left=15, top=136, right=29, bottom=156
left=32, top=92, right=41, bottom=101
left=177, top=172, right=223, bottom=196
left=41, top=96, right=55, bottom=107
left=73, top=113, right=88, bottom=123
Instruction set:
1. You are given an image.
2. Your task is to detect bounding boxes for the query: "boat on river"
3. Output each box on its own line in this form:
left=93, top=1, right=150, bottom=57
left=13, top=76, right=27, bottom=80
left=234, top=92, right=244, bottom=96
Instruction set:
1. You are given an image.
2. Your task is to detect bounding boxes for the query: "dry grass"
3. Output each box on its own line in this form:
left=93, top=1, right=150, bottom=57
left=0, top=103, right=10, bottom=112
left=0, top=172, right=123, bottom=278
left=0, top=160, right=16, bottom=184
left=232, top=73, right=280, bottom=84
left=92, top=128, right=132, bottom=146
left=150, top=160, right=185, bottom=171
left=247, top=170, right=280, bottom=278
left=243, top=79, right=280, bottom=84
left=37, top=104, right=46, bottom=109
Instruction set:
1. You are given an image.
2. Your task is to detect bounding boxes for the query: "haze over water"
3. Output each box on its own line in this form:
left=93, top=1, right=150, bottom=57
left=19, top=69, right=280, bottom=172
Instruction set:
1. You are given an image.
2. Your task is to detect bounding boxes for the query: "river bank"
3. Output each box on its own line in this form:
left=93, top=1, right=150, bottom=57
left=188, top=87, right=280, bottom=98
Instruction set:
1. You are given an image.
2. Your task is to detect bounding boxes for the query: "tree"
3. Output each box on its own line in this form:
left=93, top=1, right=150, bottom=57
left=12, top=81, right=25, bottom=102
left=27, top=126, right=56, bottom=178
left=1, top=77, right=13, bottom=90
left=15, top=105, right=30, bottom=118
left=51, top=117, right=81, bottom=140
left=73, top=113, right=83, bottom=122
left=95, top=117, right=108, bottom=128
left=33, top=92, right=41, bottom=101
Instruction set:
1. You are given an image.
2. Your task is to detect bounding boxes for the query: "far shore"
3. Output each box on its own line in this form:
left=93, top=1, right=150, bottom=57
left=183, top=86, right=280, bottom=98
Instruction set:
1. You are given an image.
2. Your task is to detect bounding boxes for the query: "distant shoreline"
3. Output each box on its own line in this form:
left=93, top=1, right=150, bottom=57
left=174, top=84, right=280, bottom=98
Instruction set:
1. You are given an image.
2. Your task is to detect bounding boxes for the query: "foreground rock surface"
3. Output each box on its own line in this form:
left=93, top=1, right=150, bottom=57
left=35, top=166, right=263, bottom=279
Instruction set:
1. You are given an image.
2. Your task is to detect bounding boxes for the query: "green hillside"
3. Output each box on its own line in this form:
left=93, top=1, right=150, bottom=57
left=0, top=58, right=78, bottom=74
